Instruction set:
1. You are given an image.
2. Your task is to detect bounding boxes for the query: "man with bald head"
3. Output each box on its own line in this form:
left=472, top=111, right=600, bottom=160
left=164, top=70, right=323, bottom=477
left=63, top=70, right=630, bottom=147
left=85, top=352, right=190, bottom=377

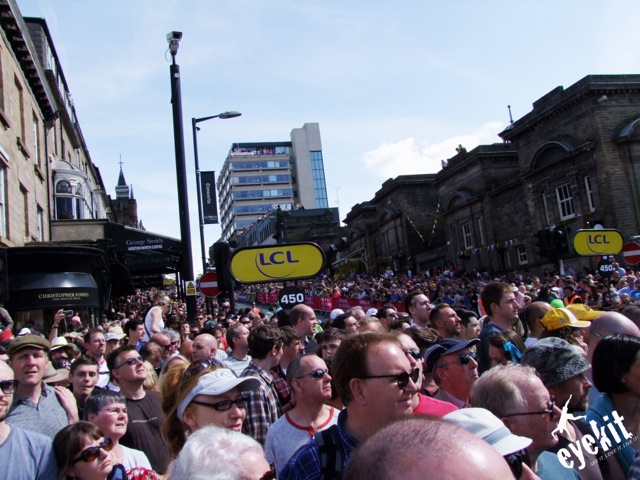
left=523, top=301, right=552, bottom=347
left=587, top=311, right=640, bottom=364
left=192, top=333, right=228, bottom=364
left=0, top=360, right=58, bottom=479
left=586, top=311, right=640, bottom=405
left=289, top=304, right=319, bottom=354
left=343, top=417, right=515, bottom=480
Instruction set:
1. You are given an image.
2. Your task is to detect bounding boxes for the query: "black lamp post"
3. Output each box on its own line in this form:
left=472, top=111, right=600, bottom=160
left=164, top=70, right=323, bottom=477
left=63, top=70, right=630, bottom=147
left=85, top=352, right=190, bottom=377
left=167, top=31, right=196, bottom=323
left=192, top=111, right=241, bottom=311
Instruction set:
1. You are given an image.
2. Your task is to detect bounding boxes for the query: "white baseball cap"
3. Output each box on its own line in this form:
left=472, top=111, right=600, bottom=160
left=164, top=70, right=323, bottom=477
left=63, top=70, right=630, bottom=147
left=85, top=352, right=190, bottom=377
left=444, top=407, right=532, bottom=456
left=177, top=368, right=260, bottom=421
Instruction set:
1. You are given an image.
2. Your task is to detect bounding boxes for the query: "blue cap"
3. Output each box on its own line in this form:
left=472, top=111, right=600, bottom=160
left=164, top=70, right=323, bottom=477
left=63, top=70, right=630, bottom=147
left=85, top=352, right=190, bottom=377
left=424, top=338, right=479, bottom=373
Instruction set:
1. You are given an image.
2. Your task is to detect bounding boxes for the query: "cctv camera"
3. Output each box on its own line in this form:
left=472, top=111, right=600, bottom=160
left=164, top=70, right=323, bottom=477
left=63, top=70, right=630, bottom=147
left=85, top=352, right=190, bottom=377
left=166, top=31, right=182, bottom=42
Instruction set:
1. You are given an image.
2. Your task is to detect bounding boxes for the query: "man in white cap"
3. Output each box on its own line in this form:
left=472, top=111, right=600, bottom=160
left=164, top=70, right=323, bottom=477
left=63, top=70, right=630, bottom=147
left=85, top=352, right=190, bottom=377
left=445, top=407, right=537, bottom=479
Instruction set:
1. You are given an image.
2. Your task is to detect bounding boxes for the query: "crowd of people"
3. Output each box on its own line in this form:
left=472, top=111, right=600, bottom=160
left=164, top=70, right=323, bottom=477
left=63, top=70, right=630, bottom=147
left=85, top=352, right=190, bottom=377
left=2, top=260, right=640, bottom=479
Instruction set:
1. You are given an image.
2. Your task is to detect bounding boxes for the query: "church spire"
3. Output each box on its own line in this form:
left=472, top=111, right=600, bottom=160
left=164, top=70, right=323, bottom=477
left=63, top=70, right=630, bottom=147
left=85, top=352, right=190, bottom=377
left=115, top=156, right=130, bottom=199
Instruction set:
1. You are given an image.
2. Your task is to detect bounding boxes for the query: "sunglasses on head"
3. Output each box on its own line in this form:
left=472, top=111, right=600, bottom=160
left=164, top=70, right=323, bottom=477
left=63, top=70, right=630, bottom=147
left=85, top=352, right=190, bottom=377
left=115, top=356, right=143, bottom=369
left=504, top=449, right=529, bottom=479
left=259, top=464, right=276, bottom=480
left=361, top=368, right=420, bottom=390
left=0, top=379, right=18, bottom=395
left=296, top=369, right=329, bottom=380
left=72, top=437, right=114, bottom=464
left=191, top=395, right=250, bottom=411
left=183, top=359, right=216, bottom=379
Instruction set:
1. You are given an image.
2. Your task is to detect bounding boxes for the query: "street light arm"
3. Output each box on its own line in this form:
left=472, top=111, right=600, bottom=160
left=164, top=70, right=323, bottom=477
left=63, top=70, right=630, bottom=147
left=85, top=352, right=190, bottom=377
left=194, top=111, right=242, bottom=124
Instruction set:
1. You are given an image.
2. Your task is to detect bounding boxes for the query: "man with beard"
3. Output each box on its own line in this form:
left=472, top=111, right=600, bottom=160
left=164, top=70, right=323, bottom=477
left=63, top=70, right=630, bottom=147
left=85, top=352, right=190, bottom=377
left=0, top=359, right=57, bottom=479
left=430, top=304, right=462, bottom=339
left=478, top=282, right=520, bottom=374
left=522, top=337, right=604, bottom=480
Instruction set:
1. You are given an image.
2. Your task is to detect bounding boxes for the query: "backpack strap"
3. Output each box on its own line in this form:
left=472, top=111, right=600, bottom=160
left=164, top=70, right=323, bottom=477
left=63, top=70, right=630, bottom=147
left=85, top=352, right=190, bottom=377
left=315, top=425, right=345, bottom=480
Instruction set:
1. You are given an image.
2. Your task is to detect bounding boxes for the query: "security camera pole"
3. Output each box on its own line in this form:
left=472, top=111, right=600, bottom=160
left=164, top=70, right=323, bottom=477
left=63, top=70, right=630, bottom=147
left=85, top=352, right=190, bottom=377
left=167, top=31, right=196, bottom=323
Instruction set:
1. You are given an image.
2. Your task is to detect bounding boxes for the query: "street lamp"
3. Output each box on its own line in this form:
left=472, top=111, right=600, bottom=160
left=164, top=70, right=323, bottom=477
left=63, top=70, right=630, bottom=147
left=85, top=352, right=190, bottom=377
left=192, top=112, right=241, bottom=307
left=167, top=31, right=197, bottom=323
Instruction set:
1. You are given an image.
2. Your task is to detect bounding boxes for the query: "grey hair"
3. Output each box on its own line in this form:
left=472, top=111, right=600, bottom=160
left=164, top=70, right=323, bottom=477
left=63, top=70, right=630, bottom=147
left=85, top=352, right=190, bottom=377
left=470, top=364, right=537, bottom=417
left=83, top=389, right=127, bottom=419
left=167, top=425, right=266, bottom=480
left=162, top=328, right=180, bottom=343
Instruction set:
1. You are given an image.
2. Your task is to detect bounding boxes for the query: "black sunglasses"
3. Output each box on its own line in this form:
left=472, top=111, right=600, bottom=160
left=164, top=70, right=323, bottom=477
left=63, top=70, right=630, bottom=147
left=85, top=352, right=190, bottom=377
left=504, top=449, right=529, bottom=479
left=72, top=437, right=114, bottom=464
left=404, top=348, right=421, bottom=360
left=360, top=368, right=420, bottom=390
left=437, top=351, right=478, bottom=369
left=183, top=359, right=217, bottom=379
left=259, top=464, right=276, bottom=480
left=115, top=356, right=143, bottom=369
left=296, top=369, right=329, bottom=379
left=503, top=396, right=556, bottom=421
left=0, top=379, right=18, bottom=394
left=190, top=395, right=250, bottom=412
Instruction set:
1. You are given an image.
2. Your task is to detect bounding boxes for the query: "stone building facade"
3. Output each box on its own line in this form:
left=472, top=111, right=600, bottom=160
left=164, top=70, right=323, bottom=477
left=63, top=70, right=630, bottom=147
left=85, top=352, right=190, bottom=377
left=344, top=74, right=640, bottom=276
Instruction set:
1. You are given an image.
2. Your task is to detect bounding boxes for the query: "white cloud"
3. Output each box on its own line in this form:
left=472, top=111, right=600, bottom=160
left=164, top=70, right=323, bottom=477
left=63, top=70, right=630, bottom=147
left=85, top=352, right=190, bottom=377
left=362, top=121, right=505, bottom=178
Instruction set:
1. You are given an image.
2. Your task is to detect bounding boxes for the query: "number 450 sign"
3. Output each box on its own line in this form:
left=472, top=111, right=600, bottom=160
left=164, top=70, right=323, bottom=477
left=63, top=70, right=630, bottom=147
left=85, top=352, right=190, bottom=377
left=278, top=286, right=305, bottom=308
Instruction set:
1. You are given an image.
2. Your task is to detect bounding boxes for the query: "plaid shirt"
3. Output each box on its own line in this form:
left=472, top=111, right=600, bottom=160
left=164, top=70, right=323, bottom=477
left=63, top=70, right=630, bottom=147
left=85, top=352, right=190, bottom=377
left=241, top=362, right=283, bottom=445
left=280, top=409, right=357, bottom=480
left=270, top=363, right=292, bottom=409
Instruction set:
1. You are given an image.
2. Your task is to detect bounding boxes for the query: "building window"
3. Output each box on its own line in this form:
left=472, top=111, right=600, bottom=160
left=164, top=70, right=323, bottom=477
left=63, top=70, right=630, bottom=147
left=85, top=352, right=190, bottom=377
left=310, top=151, right=328, bottom=208
left=55, top=179, right=84, bottom=220
left=0, top=166, right=6, bottom=237
left=20, top=185, right=28, bottom=239
left=477, top=217, right=485, bottom=246
left=555, top=183, right=575, bottom=220
left=15, top=77, right=25, bottom=143
left=517, top=245, right=528, bottom=265
left=0, top=49, right=4, bottom=111
left=36, top=206, right=44, bottom=241
left=461, top=222, right=473, bottom=249
left=584, top=176, right=595, bottom=212
left=32, top=114, right=40, bottom=166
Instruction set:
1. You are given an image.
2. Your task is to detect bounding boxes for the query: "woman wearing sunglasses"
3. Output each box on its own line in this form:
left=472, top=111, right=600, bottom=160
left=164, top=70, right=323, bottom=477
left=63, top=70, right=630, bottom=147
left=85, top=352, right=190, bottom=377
left=161, top=362, right=260, bottom=458
left=53, top=421, right=126, bottom=480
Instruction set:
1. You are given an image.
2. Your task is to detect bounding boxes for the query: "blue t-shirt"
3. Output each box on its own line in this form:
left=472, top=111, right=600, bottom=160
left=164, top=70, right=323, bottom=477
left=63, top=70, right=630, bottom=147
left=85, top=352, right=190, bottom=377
left=0, top=425, right=58, bottom=480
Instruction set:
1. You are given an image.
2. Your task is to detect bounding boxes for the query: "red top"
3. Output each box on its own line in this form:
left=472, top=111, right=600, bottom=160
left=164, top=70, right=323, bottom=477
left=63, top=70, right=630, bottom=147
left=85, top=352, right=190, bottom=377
left=413, top=393, right=458, bottom=417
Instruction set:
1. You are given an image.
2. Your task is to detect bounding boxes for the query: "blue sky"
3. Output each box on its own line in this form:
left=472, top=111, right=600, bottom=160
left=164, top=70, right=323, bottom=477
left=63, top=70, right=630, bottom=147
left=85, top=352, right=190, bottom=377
left=20, top=1, right=640, bottom=276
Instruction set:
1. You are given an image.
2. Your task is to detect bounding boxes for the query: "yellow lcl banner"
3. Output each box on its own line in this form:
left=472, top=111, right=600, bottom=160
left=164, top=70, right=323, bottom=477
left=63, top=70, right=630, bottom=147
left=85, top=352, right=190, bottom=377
left=230, top=242, right=325, bottom=283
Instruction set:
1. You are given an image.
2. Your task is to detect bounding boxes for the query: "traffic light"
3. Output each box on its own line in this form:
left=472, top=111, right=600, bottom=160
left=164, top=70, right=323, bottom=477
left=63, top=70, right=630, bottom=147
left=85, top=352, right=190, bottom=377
left=213, top=242, right=233, bottom=296
left=534, top=230, right=549, bottom=257
left=554, top=226, right=570, bottom=254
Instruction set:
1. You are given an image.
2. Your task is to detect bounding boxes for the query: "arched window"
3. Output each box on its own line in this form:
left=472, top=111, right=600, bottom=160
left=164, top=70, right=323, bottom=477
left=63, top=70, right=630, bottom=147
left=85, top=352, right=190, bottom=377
left=55, top=179, right=85, bottom=220
left=56, top=180, right=72, bottom=194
